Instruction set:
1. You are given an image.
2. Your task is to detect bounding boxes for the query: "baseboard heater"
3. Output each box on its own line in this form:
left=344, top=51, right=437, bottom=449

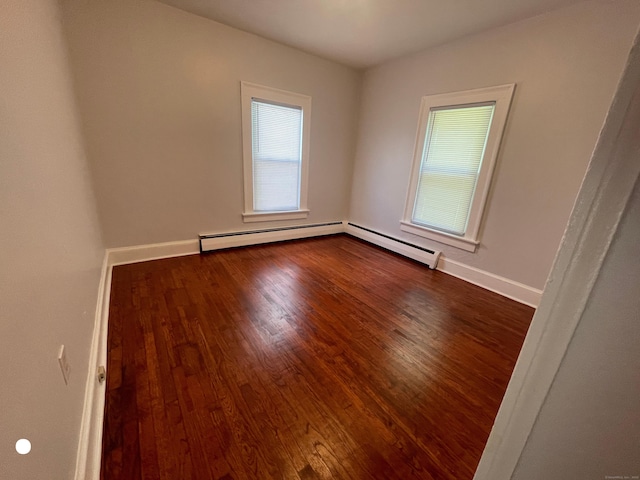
left=345, top=222, right=441, bottom=269
left=199, top=221, right=344, bottom=253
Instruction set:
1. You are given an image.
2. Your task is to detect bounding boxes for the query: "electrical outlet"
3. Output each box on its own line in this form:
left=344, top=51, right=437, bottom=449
left=58, top=345, right=70, bottom=385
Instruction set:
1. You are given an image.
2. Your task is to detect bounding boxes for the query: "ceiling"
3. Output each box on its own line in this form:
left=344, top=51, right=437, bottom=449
left=156, top=0, right=590, bottom=68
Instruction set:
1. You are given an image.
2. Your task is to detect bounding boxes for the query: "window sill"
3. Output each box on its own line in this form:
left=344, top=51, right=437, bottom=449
left=400, top=221, right=479, bottom=252
left=243, top=209, right=310, bottom=223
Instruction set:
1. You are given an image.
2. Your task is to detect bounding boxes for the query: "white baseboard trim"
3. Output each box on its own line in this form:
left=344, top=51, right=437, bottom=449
left=74, top=251, right=112, bottom=480
left=437, top=257, right=542, bottom=308
left=107, top=239, right=200, bottom=266
left=199, top=221, right=344, bottom=252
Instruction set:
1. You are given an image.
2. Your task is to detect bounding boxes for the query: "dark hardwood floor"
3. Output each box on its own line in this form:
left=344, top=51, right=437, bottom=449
left=101, top=234, right=533, bottom=480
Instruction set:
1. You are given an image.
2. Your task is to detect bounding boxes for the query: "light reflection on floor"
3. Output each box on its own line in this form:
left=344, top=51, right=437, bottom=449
left=246, top=258, right=305, bottom=353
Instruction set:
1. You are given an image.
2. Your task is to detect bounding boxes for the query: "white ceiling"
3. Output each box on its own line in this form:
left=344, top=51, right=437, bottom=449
left=156, top=0, right=590, bottom=68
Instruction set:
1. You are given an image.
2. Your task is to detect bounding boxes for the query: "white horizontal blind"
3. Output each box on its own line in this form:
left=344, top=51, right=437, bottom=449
left=413, top=104, right=495, bottom=235
left=251, top=99, right=303, bottom=212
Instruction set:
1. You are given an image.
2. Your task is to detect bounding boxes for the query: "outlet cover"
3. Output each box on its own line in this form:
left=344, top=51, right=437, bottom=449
left=58, top=345, right=70, bottom=385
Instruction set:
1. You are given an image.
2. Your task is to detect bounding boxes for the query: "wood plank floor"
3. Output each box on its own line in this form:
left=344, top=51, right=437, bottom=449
left=101, top=234, right=533, bottom=480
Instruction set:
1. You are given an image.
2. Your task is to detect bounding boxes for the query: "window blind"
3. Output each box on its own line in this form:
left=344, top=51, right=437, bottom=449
left=412, top=104, right=495, bottom=235
left=251, top=99, right=303, bottom=212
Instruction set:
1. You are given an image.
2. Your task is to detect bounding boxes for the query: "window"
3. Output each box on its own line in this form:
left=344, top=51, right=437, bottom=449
left=241, top=82, right=311, bottom=222
left=401, top=84, right=515, bottom=252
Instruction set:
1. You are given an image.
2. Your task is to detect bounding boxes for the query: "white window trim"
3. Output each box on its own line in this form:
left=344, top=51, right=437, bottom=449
left=240, top=81, right=311, bottom=223
left=401, top=84, right=515, bottom=252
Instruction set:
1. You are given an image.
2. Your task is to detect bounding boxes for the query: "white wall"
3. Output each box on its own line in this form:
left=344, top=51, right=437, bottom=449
left=60, top=0, right=362, bottom=249
left=472, top=31, right=640, bottom=477
left=512, top=174, right=640, bottom=479
left=349, top=0, right=640, bottom=290
left=0, top=1, right=104, bottom=479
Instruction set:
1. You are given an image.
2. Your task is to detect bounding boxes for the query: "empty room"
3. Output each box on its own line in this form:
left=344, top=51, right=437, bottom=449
left=2, top=0, right=640, bottom=479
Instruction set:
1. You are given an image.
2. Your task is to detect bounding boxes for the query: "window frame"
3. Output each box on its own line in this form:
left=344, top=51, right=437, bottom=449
left=401, top=84, right=515, bottom=252
left=241, top=81, right=311, bottom=223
